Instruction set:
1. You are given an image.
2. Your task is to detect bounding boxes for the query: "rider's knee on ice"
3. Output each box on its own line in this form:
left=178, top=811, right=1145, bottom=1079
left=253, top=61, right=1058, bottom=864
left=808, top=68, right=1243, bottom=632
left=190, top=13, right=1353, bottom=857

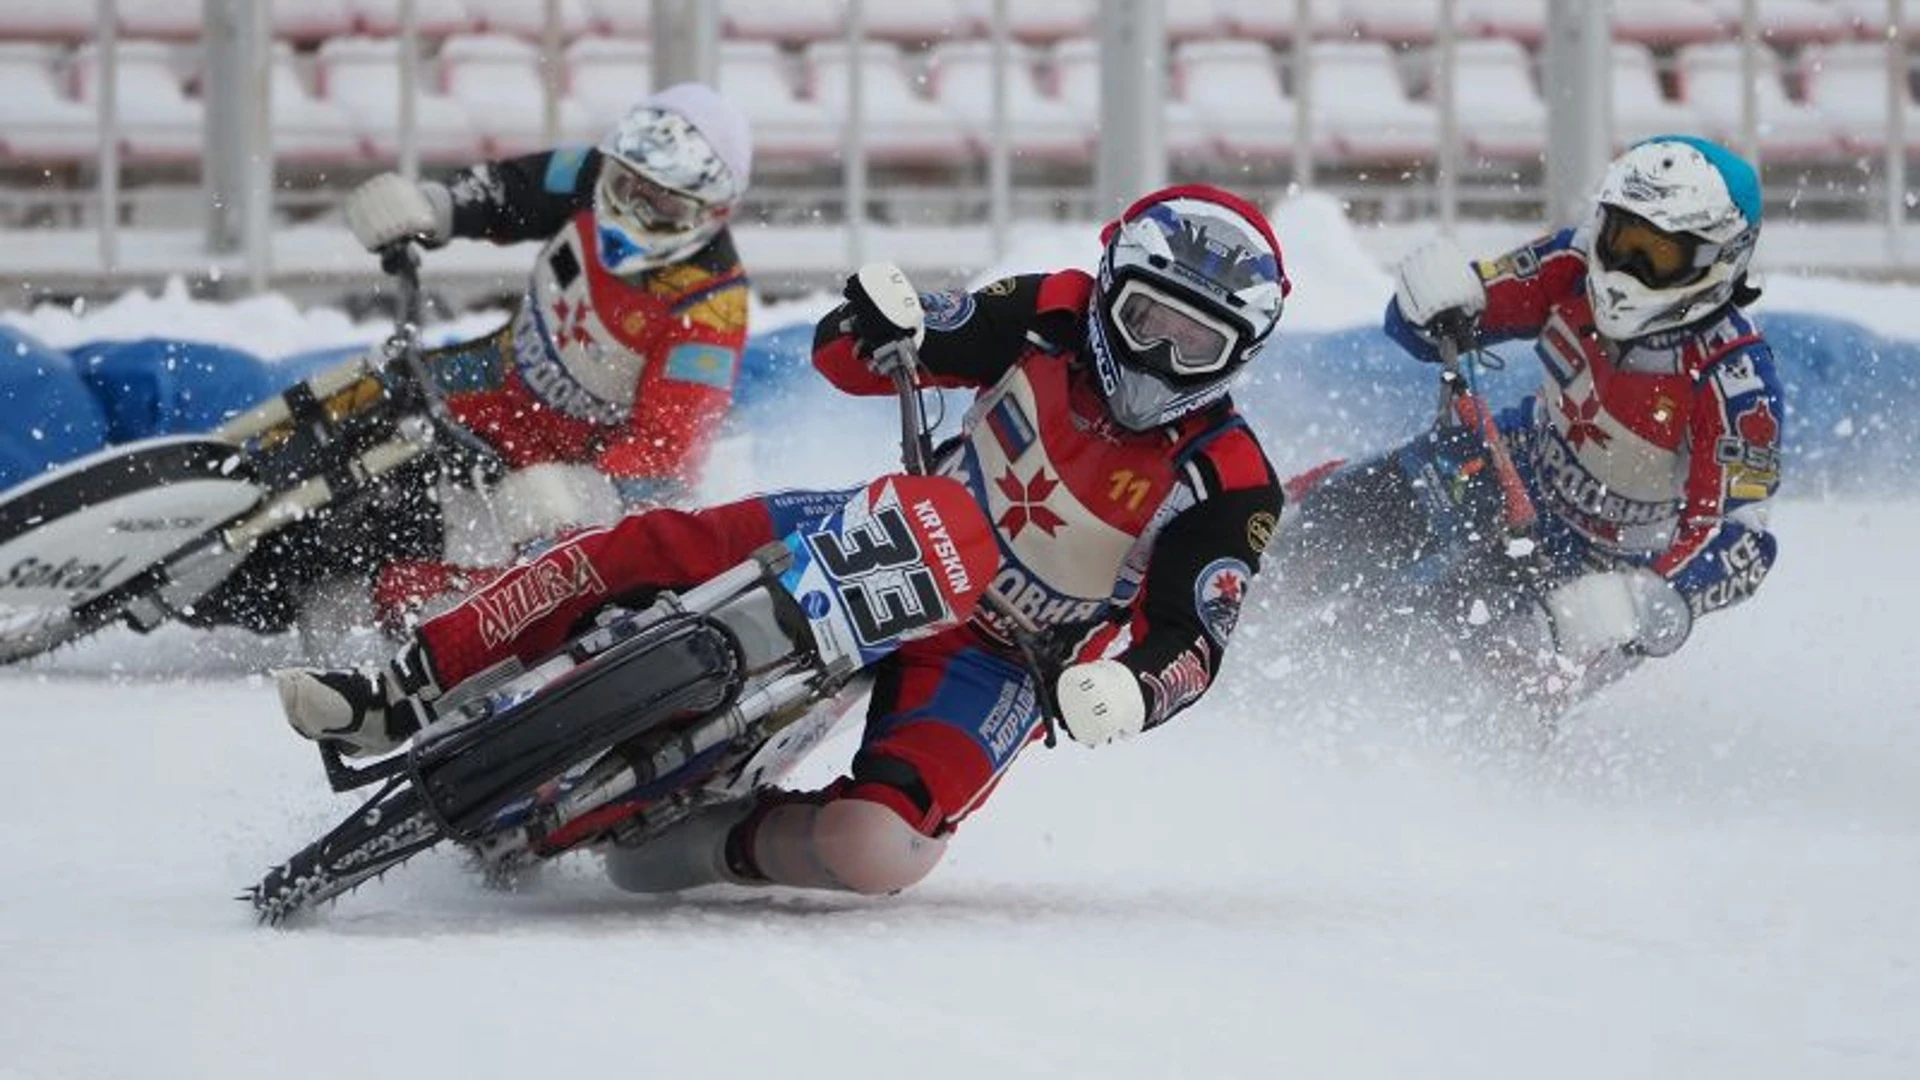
left=749, top=796, right=948, bottom=896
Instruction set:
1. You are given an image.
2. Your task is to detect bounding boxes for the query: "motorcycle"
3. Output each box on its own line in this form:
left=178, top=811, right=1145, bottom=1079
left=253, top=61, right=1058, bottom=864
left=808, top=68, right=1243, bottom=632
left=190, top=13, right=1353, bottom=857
left=0, top=245, right=501, bottom=663
left=1270, top=318, right=1637, bottom=729
left=245, top=322, right=1062, bottom=924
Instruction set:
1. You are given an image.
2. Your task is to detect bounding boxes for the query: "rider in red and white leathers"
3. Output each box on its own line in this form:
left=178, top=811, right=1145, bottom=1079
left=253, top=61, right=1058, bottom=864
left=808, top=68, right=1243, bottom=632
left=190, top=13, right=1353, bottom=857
left=1350, top=135, right=1781, bottom=667
left=189, top=84, right=754, bottom=636
left=275, top=184, right=1292, bottom=898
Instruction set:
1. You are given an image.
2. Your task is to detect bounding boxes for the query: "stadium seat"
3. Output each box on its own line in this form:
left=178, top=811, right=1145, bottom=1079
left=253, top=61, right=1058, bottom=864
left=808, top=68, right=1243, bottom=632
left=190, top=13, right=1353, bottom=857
left=581, top=0, right=651, bottom=37
left=1439, top=39, right=1546, bottom=163
left=1827, top=0, right=1920, bottom=38
left=0, top=0, right=95, bottom=41
left=117, top=0, right=207, bottom=40
left=1215, top=0, right=1347, bottom=43
left=269, top=44, right=364, bottom=164
left=804, top=40, right=973, bottom=168
left=1176, top=39, right=1300, bottom=165
left=346, top=0, right=476, bottom=38
left=715, top=40, right=838, bottom=169
left=1055, top=38, right=1214, bottom=165
left=1701, top=0, right=1850, bottom=45
left=272, top=0, right=359, bottom=43
left=862, top=0, right=980, bottom=45
left=1802, top=42, right=1920, bottom=155
left=1458, top=0, right=1547, bottom=43
left=1610, top=0, right=1726, bottom=46
left=1610, top=42, right=1709, bottom=149
left=463, top=0, right=595, bottom=40
left=1305, top=40, right=1438, bottom=165
left=316, top=36, right=484, bottom=164
left=1341, top=0, right=1444, bottom=45
left=566, top=36, right=650, bottom=134
left=70, top=39, right=204, bottom=162
left=1673, top=41, right=1843, bottom=159
left=0, top=43, right=99, bottom=163
left=958, top=0, right=1094, bottom=43
left=1164, top=4, right=1227, bottom=41
left=440, top=33, right=595, bottom=155
left=928, top=40, right=1091, bottom=165
left=722, top=0, right=843, bottom=44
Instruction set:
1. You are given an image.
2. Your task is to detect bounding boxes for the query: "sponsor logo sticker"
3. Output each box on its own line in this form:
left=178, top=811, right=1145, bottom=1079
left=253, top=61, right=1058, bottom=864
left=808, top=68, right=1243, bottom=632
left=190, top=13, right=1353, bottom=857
left=1246, top=511, right=1276, bottom=553
left=1194, top=557, right=1250, bottom=643
left=920, top=289, right=976, bottom=331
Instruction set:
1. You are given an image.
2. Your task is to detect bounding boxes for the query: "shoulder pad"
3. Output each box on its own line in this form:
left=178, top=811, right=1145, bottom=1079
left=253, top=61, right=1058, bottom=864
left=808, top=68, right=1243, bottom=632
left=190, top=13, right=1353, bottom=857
left=1189, top=415, right=1276, bottom=494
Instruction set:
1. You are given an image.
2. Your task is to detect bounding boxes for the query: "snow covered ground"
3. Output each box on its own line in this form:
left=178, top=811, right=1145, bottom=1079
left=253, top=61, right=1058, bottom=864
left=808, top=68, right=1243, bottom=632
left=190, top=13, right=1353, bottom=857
left=1, top=201, right=1916, bottom=1079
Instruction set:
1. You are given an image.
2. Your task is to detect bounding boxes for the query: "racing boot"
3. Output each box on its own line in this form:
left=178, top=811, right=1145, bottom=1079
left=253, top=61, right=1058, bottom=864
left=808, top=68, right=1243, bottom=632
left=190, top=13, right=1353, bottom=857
left=601, top=797, right=769, bottom=894
left=276, top=641, right=441, bottom=757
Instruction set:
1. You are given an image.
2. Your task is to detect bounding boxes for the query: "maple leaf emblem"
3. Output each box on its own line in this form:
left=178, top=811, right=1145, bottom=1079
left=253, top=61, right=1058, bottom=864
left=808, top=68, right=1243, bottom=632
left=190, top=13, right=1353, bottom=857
left=1559, top=392, right=1612, bottom=450
left=551, top=297, right=595, bottom=348
left=1736, top=399, right=1779, bottom=447
left=995, top=467, right=1067, bottom=539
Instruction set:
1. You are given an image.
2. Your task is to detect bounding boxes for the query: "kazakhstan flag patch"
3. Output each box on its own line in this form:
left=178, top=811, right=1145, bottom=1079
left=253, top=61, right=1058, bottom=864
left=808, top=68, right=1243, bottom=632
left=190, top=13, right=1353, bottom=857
left=663, top=343, right=738, bottom=389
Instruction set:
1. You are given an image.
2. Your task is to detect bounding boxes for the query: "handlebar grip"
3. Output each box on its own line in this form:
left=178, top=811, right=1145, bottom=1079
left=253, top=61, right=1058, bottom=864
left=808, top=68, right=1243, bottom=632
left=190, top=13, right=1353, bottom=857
left=1429, top=309, right=1478, bottom=353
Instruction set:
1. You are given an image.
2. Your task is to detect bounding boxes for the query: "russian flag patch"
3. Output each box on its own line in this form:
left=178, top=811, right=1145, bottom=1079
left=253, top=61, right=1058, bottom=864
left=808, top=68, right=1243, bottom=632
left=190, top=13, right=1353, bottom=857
left=986, top=395, right=1036, bottom=461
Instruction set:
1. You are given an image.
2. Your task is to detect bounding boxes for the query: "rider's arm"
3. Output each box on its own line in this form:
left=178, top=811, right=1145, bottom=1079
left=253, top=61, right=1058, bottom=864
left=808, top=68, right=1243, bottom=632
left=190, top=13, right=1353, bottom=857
left=1074, top=423, right=1283, bottom=732
left=1383, top=229, right=1585, bottom=362
left=440, top=147, right=603, bottom=244
left=595, top=236, right=752, bottom=506
left=811, top=270, right=1093, bottom=394
left=1653, top=339, right=1784, bottom=618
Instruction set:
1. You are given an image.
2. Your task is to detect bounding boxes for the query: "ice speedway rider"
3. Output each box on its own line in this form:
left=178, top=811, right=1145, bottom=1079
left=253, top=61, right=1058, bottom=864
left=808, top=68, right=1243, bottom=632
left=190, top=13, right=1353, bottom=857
left=188, top=83, right=755, bottom=637
left=275, top=184, right=1291, bottom=897
left=1288, top=134, right=1782, bottom=703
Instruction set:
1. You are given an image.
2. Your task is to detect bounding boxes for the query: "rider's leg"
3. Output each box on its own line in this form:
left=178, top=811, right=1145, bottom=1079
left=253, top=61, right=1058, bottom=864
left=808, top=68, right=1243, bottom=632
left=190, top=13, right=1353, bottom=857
left=279, top=494, right=778, bottom=754
left=604, top=631, right=1044, bottom=896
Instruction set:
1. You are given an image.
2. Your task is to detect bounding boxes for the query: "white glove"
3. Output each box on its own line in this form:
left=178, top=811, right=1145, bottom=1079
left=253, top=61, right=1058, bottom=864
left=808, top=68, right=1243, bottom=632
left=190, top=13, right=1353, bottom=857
left=1392, top=239, right=1487, bottom=332
left=1542, top=568, right=1691, bottom=659
left=343, top=172, right=453, bottom=252
left=1054, top=659, right=1147, bottom=748
left=843, top=262, right=927, bottom=376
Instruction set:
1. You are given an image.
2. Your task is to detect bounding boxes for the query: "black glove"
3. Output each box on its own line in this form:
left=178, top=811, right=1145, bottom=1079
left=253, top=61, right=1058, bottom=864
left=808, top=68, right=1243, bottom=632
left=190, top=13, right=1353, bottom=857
left=838, top=262, right=926, bottom=372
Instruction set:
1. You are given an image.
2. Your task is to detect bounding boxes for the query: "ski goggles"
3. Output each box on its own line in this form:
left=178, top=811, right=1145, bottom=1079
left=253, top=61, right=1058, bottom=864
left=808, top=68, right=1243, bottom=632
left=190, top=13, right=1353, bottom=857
left=1108, top=279, right=1245, bottom=377
left=597, top=161, right=712, bottom=232
left=1596, top=208, right=1714, bottom=289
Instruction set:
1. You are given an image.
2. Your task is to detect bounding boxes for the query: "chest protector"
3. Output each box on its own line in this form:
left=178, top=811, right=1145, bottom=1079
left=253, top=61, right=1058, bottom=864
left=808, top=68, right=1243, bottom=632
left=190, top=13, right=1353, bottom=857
left=938, top=351, right=1209, bottom=640
left=507, top=211, right=679, bottom=427
left=1526, top=294, right=1730, bottom=552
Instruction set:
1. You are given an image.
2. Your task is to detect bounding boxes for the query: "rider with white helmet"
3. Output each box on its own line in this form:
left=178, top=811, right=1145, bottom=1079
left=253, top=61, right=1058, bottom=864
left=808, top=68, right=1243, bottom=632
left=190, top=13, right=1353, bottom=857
left=227, top=83, right=759, bottom=640
left=1325, top=135, right=1782, bottom=687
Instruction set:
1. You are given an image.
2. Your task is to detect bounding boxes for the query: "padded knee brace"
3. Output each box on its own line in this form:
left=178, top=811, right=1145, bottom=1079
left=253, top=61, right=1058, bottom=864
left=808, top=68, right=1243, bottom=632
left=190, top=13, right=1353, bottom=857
left=747, top=796, right=948, bottom=896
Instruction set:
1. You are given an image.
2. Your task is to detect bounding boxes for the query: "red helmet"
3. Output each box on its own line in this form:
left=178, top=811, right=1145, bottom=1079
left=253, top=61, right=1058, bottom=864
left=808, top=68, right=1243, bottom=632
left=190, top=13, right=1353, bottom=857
left=1088, top=185, right=1290, bottom=430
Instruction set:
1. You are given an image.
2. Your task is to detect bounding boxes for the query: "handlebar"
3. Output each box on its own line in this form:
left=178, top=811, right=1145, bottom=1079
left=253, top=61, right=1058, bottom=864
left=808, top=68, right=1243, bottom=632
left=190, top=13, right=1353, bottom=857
left=374, top=242, right=506, bottom=486
left=1427, top=311, right=1537, bottom=536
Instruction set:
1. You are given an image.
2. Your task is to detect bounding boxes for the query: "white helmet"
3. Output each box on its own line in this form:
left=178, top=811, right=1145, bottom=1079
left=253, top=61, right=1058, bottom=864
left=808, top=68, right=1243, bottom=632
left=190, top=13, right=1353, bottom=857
left=594, top=83, right=752, bottom=275
left=1577, top=135, right=1761, bottom=340
left=1088, top=185, right=1289, bottom=431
